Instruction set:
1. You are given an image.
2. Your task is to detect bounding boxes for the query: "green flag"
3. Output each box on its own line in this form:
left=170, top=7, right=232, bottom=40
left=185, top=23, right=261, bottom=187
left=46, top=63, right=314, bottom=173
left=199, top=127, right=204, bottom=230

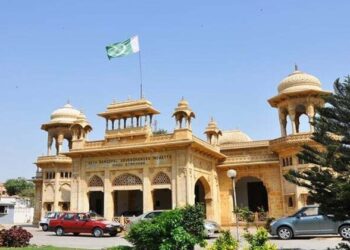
left=106, top=36, right=140, bottom=59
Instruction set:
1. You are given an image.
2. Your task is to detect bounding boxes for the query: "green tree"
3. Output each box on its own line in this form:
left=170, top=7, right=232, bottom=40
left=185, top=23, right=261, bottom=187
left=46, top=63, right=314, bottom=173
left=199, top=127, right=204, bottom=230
left=285, top=76, right=350, bottom=220
left=284, top=77, right=350, bottom=249
left=153, top=129, right=168, bottom=135
left=4, top=178, right=34, bottom=197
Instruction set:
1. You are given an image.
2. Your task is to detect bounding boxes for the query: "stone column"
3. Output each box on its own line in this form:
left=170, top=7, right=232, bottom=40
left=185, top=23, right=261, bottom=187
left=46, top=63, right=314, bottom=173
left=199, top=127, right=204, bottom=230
left=307, top=104, right=315, bottom=132
left=288, top=105, right=297, bottom=134
left=143, top=166, right=153, bottom=213
left=56, top=134, right=64, bottom=154
left=278, top=109, right=287, bottom=137
left=104, top=170, right=113, bottom=220
left=53, top=169, right=60, bottom=211
left=105, top=119, right=109, bottom=130
left=47, top=134, right=53, bottom=156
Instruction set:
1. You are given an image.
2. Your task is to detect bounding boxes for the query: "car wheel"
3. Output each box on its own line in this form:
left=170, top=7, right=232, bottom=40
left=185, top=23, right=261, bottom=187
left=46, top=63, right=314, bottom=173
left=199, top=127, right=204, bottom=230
left=73, top=233, right=80, bottom=236
left=110, top=232, right=117, bottom=237
left=339, top=225, right=350, bottom=240
left=41, top=224, right=48, bottom=231
left=93, top=228, right=103, bottom=237
left=277, top=226, right=293, bottom=240
left=55, top=227, right=64, bottom=236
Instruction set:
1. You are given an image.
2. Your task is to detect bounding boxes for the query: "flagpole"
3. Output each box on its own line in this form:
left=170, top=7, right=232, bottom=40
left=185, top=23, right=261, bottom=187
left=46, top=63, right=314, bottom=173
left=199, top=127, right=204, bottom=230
left=138, top=50, right=143, bottom=99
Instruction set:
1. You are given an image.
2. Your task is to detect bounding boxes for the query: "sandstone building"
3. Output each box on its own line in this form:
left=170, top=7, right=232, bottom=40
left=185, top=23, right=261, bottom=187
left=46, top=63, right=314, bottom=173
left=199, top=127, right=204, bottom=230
left=33, top=67, right=330, bottom=226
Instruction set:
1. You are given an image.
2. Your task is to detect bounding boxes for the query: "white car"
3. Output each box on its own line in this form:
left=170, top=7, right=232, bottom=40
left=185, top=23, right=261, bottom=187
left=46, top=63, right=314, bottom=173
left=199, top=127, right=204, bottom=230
left=39, top=212, right=63, bottom=231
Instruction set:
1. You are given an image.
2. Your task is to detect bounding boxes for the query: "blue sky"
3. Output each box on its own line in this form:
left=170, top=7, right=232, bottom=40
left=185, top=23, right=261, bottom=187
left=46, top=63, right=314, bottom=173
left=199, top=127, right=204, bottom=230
left=1, top=0, right=350, bottom=181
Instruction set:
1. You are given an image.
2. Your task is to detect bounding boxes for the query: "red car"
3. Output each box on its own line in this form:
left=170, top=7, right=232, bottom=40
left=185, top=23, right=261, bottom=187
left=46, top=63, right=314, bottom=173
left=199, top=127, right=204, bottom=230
left=48, top=212, right=122, bottom=237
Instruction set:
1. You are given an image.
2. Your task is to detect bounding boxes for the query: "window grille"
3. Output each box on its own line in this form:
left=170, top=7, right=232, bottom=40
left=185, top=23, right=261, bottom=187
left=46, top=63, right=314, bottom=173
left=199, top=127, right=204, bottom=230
left=113, top=174, right=142, bottom=186
left=152, top=172, right=170, bottom=185
left=88, top=175, right=103, bottom=187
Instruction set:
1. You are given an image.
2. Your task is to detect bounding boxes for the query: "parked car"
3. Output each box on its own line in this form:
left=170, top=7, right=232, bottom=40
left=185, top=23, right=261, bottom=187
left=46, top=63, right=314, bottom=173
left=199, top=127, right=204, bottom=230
left=127, top=210, right=220, bottom=238
left=48, top=212, right=122, bottom=237
left=270, top=205, right=350, bottom=240
left=127, top=210, right=164, bottom=229
left=39, top=212, right=64, bottom=231
left=204, top=219, right=220, bottom=238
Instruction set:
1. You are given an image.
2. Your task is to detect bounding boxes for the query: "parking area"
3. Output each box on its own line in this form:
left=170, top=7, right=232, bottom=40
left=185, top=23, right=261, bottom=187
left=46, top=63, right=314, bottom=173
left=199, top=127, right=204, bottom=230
left=23, top=225, right=131, bottom=250
left=20, top=225, right=346, bottom=250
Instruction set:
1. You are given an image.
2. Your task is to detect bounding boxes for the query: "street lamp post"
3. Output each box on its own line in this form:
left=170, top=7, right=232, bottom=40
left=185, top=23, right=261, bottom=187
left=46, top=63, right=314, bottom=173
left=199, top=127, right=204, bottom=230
left=227, top=169, right=239, bottom=241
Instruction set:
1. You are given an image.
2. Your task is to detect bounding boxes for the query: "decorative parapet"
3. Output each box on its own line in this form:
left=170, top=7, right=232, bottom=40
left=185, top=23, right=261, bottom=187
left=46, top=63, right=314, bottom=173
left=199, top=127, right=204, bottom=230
left=105, top=126, right=151, bottom=139
left=269, top=133, right=314, bottom=151
left=149, top=134, right=175, bottom=142
left=36, top=155, right=72, bottom=165
left=84, top=140, right=105, bottom=148
left=220, top=153, right=279, bottom=167
left=220, top=140, right=270, bottom=150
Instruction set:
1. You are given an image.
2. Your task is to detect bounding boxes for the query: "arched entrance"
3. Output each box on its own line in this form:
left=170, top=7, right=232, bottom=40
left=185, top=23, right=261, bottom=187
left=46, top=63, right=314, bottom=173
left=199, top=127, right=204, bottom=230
left=88, top=191, right=104, bottom=216
left=87, top=175, right=104, bottom=216
left=112, top=173, right=143, bottom=217
left=236, top=176, right=268, bottom=212
left=194, top=177, right=212, bottom=218
left=152, top=172, right=172, bottom=210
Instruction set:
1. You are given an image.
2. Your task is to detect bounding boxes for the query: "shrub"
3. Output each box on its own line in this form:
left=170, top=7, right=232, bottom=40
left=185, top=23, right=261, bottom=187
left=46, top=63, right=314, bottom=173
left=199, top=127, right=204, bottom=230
left=264, top=217, right=275, bottom=232
left=208, top=230, right=238, bottom=250
left=243, top=227, right=277, bottom=250
left=126, top=204, right=206, bottom=250
left=0, top=226, right=32, bottom=247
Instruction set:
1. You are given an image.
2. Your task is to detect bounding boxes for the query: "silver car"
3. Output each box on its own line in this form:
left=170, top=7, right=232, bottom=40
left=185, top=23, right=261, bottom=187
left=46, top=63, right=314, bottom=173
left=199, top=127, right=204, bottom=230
left=127, top=210, right=220, bottom=238
left=270, top=205, right=350, bottom=240
left=204, top=220, right=220, bottom=238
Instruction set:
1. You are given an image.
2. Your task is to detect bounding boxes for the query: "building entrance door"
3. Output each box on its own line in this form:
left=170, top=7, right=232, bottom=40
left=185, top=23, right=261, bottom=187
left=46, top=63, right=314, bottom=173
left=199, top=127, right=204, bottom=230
left=88, top=191, right=104, bottom=216
left=114, top=190, right=143, bottom=217
left=153, top=189, right=172, bottom=210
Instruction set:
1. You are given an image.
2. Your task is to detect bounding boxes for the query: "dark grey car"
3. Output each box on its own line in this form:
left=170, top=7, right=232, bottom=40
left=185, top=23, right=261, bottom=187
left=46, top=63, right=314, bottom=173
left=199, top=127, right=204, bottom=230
left=270, top=205, right=350, bottom=240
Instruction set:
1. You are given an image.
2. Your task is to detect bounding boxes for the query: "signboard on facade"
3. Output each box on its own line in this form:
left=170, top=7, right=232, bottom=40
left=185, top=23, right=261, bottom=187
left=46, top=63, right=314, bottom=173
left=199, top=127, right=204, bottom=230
left=85, top=154, right=172, bottom=168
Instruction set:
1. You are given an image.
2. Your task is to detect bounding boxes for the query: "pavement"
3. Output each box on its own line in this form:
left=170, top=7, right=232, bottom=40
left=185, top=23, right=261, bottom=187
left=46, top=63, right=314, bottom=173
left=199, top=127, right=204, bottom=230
left=14, top=225, right=348, bottom=250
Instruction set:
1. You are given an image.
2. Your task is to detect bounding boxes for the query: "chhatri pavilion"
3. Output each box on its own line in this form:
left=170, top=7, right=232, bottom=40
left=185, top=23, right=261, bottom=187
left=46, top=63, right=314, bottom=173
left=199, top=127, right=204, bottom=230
left=33, top=67, right=330, bottom=226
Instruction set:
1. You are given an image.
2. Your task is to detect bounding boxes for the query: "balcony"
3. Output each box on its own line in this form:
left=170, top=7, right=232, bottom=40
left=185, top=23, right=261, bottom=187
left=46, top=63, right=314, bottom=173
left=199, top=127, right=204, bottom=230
left=36, top=155, right=72, bottom=166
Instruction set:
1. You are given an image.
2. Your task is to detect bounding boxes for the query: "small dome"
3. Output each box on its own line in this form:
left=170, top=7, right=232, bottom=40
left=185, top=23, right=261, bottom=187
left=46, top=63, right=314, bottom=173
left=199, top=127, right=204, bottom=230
left=278, top=68, right=322, bottom=94
left=178, top=98, right=189, bottom=108
left=218, top=130, right=252, bottom=144
left=50, top=103, right=81, bottom=123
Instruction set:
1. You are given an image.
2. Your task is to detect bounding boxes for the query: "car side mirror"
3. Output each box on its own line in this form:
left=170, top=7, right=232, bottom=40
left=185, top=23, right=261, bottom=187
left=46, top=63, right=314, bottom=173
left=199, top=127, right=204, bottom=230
left=296, top=214, right=301, bottom=219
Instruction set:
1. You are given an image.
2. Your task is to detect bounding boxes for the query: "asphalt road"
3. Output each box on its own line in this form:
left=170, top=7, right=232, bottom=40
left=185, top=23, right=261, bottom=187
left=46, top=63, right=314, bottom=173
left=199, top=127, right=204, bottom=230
left=21, top=225, right=347, bottom=250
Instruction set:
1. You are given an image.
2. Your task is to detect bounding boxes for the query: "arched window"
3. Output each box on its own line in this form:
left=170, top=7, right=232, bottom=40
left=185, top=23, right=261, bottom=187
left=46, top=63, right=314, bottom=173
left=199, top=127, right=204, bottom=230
left=152, top=172, right=171, bottom=185
left=113, top=174, right=142, bottom=186
left=88, top=175, right=103, bottom=187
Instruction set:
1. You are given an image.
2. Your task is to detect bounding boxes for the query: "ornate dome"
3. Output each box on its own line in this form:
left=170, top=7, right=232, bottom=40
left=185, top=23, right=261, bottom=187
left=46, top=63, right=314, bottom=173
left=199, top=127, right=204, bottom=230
left=218, top=130, right=252, bottom=145
left=50, top=103, right=82, bottom=123
left=278, top=67, right=322, bottom=94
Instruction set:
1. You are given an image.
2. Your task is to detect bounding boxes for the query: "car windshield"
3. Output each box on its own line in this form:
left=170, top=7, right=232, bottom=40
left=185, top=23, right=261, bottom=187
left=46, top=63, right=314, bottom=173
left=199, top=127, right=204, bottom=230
left=89, top=212, right=105, bottom=220
left=46, top=212, right=56, bottom=218
left=292, top=207, right=319, bottom=217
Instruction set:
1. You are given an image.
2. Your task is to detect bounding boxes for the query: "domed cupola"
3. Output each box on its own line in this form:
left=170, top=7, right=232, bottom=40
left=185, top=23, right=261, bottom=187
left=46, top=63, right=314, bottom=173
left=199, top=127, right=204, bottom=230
left=277, top=65, right=322, bottom=94
left=41, top=102, right=91, bottom=155
left=204, top=118, right=222, bottom=145
left=268, top=66, right=331, bottom=137
left=49, top=103, right=81, bottom=124
left=218, top=130, right=252, bottom=145
left=173, top=98, right=195, bottom=130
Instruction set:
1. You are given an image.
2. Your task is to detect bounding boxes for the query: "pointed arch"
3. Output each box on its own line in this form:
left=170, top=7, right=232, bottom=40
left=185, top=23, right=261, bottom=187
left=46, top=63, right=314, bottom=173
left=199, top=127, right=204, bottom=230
left=152, top=172, right=171, bottom=185
left=88, top=175, right=103, bottom=187
left=113, top=173, right=142, bottom=186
